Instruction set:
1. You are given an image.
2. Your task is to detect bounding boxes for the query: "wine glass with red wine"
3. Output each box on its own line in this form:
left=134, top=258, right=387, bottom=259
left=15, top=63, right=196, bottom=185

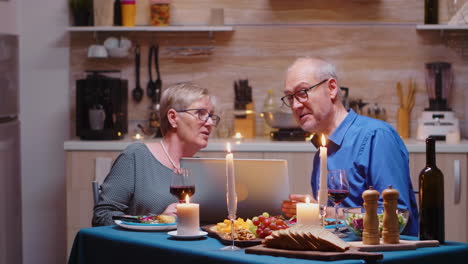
left=170, top=168, right=195, bottom=203
left=327, top=169, right=349, bottom=237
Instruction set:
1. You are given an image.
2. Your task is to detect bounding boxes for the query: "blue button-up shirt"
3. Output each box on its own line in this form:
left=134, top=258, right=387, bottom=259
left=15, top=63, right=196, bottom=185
left=311, top=109, right=419, bottom=236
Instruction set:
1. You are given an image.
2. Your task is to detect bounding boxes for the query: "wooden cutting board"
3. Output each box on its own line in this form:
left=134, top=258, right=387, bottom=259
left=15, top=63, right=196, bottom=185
left=348, top=239, right=439, bottom=252
left=245, top=245, right=383, bottom=262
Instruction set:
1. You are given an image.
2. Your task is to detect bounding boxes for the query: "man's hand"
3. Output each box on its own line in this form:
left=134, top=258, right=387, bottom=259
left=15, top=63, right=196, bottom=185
left=281, top=194, right=314, bottom=218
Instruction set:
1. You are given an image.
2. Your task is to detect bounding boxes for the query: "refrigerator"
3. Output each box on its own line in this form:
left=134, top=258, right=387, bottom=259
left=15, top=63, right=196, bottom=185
left=0, top=33, right=22, bottom=264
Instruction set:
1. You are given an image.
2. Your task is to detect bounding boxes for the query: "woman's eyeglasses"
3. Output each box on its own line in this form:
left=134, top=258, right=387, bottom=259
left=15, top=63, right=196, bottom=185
left=281, top=79, right=329, bottom=107
left=176, top=108, right=221, bottom=126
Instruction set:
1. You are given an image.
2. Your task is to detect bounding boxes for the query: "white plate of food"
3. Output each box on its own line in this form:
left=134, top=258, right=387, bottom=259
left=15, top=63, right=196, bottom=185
left=114, top=220, right=177, bottom=231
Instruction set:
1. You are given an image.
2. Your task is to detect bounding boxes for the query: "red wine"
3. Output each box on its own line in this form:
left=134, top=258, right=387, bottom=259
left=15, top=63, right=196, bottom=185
left=419, top=137, right=444, bottom=243
left=328, top=190, right=349, bottom=204
left=170, top=185, right=195, bottom=201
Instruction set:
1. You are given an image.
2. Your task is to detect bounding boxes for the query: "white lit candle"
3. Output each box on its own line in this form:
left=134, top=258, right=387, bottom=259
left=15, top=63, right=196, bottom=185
left=226, top=142, right=237, bottom=220
left=296, top=196, right=320, bottom=226
left=318, top=134, right=328, bottom=207
left=176, top=195, right=200, bottom=235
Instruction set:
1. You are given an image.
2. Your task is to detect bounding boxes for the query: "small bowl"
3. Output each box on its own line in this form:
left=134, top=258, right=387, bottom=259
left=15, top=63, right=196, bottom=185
left=107, top=47, right=130, bottom=58
left=343, top=206, right=409, bottom=237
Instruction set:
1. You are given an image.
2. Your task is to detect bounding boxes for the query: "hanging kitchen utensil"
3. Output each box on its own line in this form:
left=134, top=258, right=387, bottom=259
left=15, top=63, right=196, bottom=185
left=153, top=44, right=162, bottom=105
left=132, top=45, right=143, bottom=102
left=147, top=45, right=157, bottom=99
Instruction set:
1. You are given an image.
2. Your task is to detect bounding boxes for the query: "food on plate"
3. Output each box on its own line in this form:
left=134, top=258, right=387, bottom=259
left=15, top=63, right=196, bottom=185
left=220, top=228, right=257, bottom=241
left=263, top=226, right=350, bottom=252
left=137, top=214, right=176, bottom=224
left=251, top=212, right=290, bottom=238
left=214, top=218, right=256, bottom=241
left=156, top=215, right=176, bottom=224
left=216, top=218, right=252, bottom=233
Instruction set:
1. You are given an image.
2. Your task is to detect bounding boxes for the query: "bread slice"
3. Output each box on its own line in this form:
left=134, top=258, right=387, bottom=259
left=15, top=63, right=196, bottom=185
left=262, top=226, right=349, bottom=252
left=312, top=229, right=349, bottom=252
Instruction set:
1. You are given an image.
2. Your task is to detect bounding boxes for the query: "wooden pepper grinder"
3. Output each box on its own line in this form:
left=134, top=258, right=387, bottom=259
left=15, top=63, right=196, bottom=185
left=382, top=185, right=400, bottom=244
left=362, top=186, right=380, bottom=245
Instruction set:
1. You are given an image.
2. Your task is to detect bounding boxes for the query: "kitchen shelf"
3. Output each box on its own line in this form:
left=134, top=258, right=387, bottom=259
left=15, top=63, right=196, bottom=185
left=416, top=24, right=468, bottom=30
left=67, top=26, right=234, bottom=32
left=416, top=24, right=468, bottom=59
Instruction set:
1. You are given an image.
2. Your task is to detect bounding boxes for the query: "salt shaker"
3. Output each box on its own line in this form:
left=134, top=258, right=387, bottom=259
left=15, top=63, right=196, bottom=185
left=362, top=186, right=380, bottom=245
left=382, top=185, right=400, bottom=244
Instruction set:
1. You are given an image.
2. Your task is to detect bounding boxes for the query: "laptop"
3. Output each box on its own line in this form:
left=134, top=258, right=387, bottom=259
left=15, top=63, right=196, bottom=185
left=180, top=158, right=290, bottom=223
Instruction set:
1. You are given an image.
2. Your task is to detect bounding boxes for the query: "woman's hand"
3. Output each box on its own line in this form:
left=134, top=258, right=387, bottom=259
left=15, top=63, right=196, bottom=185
left=281, top=194, right=314, bottom=218
left=162, top=203, right=178, bottom=217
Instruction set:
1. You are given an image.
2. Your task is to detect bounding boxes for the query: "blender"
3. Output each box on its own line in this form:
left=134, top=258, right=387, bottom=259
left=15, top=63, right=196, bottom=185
left=416, top=62, right=460, bottom=141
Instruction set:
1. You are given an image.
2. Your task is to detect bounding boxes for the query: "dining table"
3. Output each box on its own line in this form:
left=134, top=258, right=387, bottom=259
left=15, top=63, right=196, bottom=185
left=68, top=225, right=468, bottom=264
left=68, top=226, right=468, bottom=264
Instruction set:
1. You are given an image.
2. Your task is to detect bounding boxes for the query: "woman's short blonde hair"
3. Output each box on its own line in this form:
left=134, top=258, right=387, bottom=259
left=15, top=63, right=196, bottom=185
left=159, top=82, right=214, bottom=135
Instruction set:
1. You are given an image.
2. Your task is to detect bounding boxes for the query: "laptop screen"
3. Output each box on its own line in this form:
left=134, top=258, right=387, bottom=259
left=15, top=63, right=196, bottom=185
left=180, top=158, right=290, bottom=223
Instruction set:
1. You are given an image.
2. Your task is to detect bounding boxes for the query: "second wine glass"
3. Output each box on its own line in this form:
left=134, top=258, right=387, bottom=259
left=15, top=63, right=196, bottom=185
left=327, top=169, right=349, bottom=238
left=170, top=168, right=195, bottom=203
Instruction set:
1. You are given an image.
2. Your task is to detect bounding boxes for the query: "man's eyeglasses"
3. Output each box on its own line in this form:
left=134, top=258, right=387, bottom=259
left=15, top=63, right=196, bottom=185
left=281, top=79, right=329, bottom=107
left=176, top=108, right=221, bottom=126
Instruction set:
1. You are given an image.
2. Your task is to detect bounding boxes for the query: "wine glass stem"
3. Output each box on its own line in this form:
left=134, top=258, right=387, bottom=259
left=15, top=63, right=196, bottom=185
left=334, top=204, right=339, bottom=233
left=230, top=219, right=235, bottom=247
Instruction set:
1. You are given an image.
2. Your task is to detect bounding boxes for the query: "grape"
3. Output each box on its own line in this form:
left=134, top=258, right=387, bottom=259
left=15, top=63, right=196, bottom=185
left=256, top=228, right=263, bottom=235
left=252, top=218, right=260, bottom=226
left=263, top=218, right=271, bottom=226
left=258, top=215, right=266, bottom=222
left=269, top=222, right=277, bottom=230
left=262, top=212, right=270, bottom=217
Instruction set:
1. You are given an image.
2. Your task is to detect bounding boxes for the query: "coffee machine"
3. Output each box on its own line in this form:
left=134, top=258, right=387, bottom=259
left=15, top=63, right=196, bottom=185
left=416, top=62, right=460, bottom=141
left=76, top=70, right=128, bottom=140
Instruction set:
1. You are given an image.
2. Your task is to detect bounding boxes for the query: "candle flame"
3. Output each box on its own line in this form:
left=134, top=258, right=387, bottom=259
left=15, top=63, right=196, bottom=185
left=321, top=134, right=326, bottom=146
left=185, top=194, right=190, bottom=204
left=305, top=196, right=310, bottom=204
left=226, top=142, right=232, bottom=153
left=234, top=132, right=243, bottom=139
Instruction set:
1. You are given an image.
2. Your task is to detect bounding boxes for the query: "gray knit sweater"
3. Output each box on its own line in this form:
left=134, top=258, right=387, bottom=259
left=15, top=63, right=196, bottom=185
left=92, top=142, right=176, bottom=226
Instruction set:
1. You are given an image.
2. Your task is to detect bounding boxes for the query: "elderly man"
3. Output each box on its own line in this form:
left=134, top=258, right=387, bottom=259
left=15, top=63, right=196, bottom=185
left=281, top=57, right=418, bottom=236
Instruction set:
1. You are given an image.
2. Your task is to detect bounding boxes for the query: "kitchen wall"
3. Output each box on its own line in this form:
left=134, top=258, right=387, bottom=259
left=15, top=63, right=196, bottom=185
left=70, top=0, right=468, bottom=140
left=0, top=0, right=17, bottom=34
left=18, top=0, right=69, bottom=263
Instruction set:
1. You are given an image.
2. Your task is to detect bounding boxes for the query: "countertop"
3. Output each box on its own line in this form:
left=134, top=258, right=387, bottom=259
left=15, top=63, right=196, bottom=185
left=64, top=138, right=468, bottom=153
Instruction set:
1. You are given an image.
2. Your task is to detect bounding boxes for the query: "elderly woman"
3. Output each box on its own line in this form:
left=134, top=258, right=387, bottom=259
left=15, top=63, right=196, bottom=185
left=92, top=82, right=220, bottom=226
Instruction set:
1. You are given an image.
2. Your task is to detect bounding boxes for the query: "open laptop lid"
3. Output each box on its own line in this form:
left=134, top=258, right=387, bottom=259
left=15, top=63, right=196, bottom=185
left=180, top=158, right=289, bottom=223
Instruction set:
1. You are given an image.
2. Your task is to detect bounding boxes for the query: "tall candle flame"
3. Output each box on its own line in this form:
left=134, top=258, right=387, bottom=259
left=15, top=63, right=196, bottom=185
left=321, top=134, right=326, bottom=146
left=305, top=196, right=310, bottom=203
left=185, top=194, right=190, bottom=204
left=226, top=142, right=232, bottom=153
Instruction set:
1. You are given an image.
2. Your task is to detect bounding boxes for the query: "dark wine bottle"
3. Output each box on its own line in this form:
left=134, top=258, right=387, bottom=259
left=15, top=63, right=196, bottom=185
left=424, top=0, right=438, bottom=24
left=419, top=136, right=444, bottom=243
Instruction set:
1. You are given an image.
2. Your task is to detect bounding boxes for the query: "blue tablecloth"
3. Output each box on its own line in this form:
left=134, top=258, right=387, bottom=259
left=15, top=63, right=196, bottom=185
left=69, top=225, right=468, bottom=264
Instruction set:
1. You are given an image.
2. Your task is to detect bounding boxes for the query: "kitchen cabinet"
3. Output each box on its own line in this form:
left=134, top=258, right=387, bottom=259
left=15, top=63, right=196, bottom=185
left=409, top=153, right=468, bottom=243
left=66, top=151, right=120, bottom=256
